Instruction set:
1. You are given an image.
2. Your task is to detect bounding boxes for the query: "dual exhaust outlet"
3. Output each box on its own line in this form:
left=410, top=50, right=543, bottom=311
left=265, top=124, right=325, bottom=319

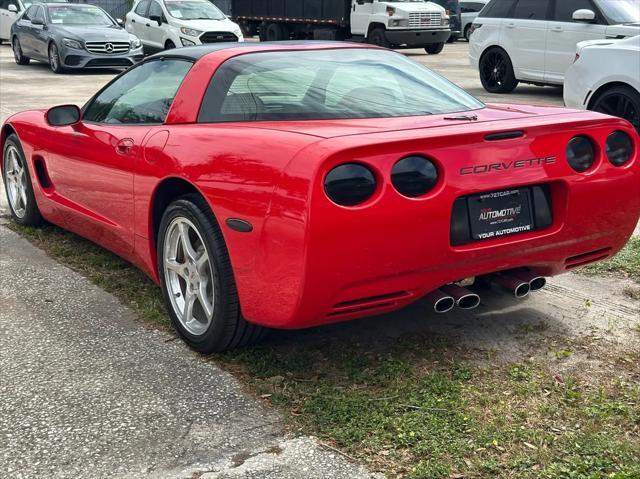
left=425, top=270, right=546, bottom=314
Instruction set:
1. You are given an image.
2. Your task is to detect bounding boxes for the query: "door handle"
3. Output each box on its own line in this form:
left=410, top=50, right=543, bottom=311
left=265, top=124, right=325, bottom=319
left=116, top=138, right=134, bottom=155
left=506, top=22, right=515, bottom=28
left=551, top=26, right=563, bottom=32
left=146, top=23, right=150, bottom=27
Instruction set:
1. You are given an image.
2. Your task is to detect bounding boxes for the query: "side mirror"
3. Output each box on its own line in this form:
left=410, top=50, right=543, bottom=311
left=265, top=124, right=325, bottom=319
left=31, top=17, right=44, bottom=25
left=572, top=9, right=596, bottom=22
left=8, top=4, right=18, bottom=12
left=116, top=17, right=124, bottom=26
left=46, top=105, right=81, bottom=127
left=149, top=14, right=162, bottom=26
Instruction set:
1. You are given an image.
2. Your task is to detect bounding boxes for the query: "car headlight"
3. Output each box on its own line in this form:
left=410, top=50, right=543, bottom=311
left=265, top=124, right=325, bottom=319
left=62, top=38, right=83, bottom=50
left=129, top=36, right=141, bottom=49
left=180, top=27, right=202, bottom=37
left=606, top=131, right=634, bottom=166
left=391, top=156, right=439, bottom=198
left=324, top=163, right=377, bottom=207
left=566, top=136, right=596, bottom=172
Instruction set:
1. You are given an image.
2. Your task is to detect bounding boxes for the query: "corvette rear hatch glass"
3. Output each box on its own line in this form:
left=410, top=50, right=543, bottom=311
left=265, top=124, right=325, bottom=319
left=198, top=49, right=485, bottom=122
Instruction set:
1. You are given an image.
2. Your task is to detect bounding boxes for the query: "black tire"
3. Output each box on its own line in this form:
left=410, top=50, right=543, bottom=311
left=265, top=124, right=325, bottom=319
left=258, top=23, right=267, bottom=42
left=425, top=42, right=445, bottom=55
left=2, top=134, right=43, bottom=226
left=446, top=34, right=458, bottom=44
left=479, top=47, right=519, bottom=94
left=12, top=37, right=30, bottom=65
left=464, top=25, right=471, bottom=41
left=157, top=194, right=267, bottom=353
left=165, top=40, right=176, bottom=50
left=48, top=42, right=64, bottom=74
left=590, top=85, right=640, bottom=134
left=367, top=27, right=390, bottom=48
left=265, top=22, right=287, bottom=41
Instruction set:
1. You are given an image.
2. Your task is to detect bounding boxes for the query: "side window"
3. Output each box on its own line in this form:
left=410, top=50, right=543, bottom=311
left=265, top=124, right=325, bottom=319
left=554, top=0, right=597, bottom=23
left=83, top=59, right=192, bottom=124
left=0, top=1, right=9, bottom=11
left=512, top=0, right=550, bottom=20
left=23, top=4, right=37, bottom=20
left=33, top=5, right=44, bottom=22
left=480, top=0, right=516, bottom=17
left=148, top=1, right=162, bottom=19
left=134, top=0, right=150, bottom=17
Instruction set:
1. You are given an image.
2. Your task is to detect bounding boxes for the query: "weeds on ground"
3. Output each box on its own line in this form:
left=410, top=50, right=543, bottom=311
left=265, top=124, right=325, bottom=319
left=9, top=222, right=640, bottom=478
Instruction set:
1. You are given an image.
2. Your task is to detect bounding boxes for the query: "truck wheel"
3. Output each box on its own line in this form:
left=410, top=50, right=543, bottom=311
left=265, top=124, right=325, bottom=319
left=425, top=43, right=444, bottom=55
left=447, top=34, right=459, bottom=43
left=258, top=23, right=267, bottom=42
left=266, top=22, right=287, bottom=41
left=367, top=27, right=390, bottom=48
left=479, top=47, right=518, bottom=93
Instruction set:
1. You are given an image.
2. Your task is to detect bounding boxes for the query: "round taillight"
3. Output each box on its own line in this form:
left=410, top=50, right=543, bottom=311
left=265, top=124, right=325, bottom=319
left=391, top=156, right=438, bottom=198
left=324, top=163, right=376, bottom=206
left=606, top=131, right=634, bottom=166
left=566, top=136, right=596, bottom=173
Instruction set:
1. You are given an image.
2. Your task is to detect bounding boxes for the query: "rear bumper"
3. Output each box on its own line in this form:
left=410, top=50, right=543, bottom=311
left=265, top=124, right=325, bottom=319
left=231, top=114, right=640, bottom=330
left=385, top=28, right=451, bottom=47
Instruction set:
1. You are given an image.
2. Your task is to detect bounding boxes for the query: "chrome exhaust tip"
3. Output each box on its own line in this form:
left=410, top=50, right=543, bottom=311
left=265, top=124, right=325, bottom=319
left=490, top=274, right=531, bottom=298
left=440, top=284, right=481, bottom=310
left=425, top=289, right=456, bottom=314
left=512, top=270, right=547, bottom=292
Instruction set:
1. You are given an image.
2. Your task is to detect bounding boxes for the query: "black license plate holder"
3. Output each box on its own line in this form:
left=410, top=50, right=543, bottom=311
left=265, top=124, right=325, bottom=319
left=467, top=188, right=534, bottom=241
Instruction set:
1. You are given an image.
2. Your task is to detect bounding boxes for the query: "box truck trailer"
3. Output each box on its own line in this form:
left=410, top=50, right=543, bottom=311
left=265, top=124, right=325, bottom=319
left=232, top=0, right=452, bottom=54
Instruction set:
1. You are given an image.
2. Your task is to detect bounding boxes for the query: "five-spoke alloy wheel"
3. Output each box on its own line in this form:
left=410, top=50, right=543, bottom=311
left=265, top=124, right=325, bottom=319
left=2, top=134, right=42, bottom=226
left=157, top=195, right=266, bottom=352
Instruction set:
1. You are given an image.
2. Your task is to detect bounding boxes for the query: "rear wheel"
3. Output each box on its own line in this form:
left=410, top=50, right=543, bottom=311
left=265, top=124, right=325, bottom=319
left=479, top=47, right=518, bottom=93
left=2, top=134, right=42, bottom=226
left=265, top=22, right=288, bottom=41
left=12, top=37, right=30, bottom=65
left=367, top=27, right=390, bottom=48
left=157, top=195, right=266, bottom=353
left=425, top=42, right=444, bottom=54
left=591, top=85, right=640, bottom=134
left=48, top=42, right=63, bottom=73
left=464, top=24, right=471, bottom=41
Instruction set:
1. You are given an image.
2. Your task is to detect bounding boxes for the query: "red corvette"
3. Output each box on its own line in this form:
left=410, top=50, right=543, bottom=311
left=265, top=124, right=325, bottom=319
left=2, top=42, right=639, bottom=352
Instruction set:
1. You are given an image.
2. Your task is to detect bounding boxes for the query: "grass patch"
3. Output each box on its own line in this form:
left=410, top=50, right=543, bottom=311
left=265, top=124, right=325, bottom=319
left=581, top=237, right=640, bottom=283
left=8, top=221, right=640, bottom=478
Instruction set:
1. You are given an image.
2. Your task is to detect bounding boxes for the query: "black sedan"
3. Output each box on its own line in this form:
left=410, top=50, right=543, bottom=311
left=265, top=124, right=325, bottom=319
left=10, top=2, right=144, bottom=73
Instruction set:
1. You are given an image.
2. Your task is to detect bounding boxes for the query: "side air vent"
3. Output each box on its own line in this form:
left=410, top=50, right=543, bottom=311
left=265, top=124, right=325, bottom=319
left=33, top=157, right=53, bottom=190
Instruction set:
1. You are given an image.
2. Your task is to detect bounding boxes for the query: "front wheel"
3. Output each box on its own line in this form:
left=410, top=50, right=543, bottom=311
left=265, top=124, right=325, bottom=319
left=425, top=42, right=444, bottom=55
left=2, top=134, right=42, bottom=226
left=591, top=85, right=640, bottom=134
left=12, top=37, right=30, bottom=65
left=367, top=27, right=390, bottom=48
left=157, top=195, right=266, bottom=353
left=479, top=47, right=518, bottom=94
left=48, top=42, right=63, bottom=73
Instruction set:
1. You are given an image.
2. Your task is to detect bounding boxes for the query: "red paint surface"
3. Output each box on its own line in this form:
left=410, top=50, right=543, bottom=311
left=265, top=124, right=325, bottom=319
left=3, top=43, right=639, bottom=329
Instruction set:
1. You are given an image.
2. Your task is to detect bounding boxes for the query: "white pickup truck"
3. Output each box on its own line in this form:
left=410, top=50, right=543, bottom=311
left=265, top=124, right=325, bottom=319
left=233, top=0, right=451, bottom=54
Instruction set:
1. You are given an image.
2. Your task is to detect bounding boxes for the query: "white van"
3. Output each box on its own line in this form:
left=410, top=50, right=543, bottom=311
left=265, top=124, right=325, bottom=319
left=469, top=0, right=640, bottom=93
left=125, top=0, right=243, bottom=51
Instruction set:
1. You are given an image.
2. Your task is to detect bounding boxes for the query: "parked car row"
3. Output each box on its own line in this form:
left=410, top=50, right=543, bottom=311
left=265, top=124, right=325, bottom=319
left=468, top=0, right=640, bottom=131
left=3, top=0, right=242, bottom=72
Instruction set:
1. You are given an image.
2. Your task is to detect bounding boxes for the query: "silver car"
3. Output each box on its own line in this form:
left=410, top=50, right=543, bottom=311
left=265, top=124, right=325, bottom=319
left=10, top=2, right=144, bottom=73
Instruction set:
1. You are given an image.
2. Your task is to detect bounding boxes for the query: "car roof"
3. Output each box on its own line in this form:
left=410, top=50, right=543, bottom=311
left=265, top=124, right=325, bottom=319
left=146, top=41, right=373, bottom=62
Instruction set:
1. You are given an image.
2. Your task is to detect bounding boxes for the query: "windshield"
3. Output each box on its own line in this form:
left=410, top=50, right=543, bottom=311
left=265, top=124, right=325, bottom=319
left=47, top=5, right=114, bottom=25
left=163, top=0, right=225, bottom=20
left=595, top=0, right=640, bottom=24
left=199, top=49, right=484, bottom=123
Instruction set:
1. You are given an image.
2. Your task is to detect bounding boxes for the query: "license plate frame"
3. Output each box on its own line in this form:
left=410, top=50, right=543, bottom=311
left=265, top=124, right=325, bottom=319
left=467, top=188, right=535, bottom=241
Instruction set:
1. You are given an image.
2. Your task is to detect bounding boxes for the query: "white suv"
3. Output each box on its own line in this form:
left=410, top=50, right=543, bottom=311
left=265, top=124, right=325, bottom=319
left=125, top=0, right=243, bottom=52
left=469, top=0, right=640, bottom=93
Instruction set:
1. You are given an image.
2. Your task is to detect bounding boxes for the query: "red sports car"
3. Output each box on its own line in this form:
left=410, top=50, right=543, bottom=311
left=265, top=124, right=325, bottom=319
left=2, top=42, right=639, bottom=352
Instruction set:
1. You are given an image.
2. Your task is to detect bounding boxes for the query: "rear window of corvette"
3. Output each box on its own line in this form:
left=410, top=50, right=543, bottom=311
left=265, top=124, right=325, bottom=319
left=198, top=49, right=485, bottom=123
